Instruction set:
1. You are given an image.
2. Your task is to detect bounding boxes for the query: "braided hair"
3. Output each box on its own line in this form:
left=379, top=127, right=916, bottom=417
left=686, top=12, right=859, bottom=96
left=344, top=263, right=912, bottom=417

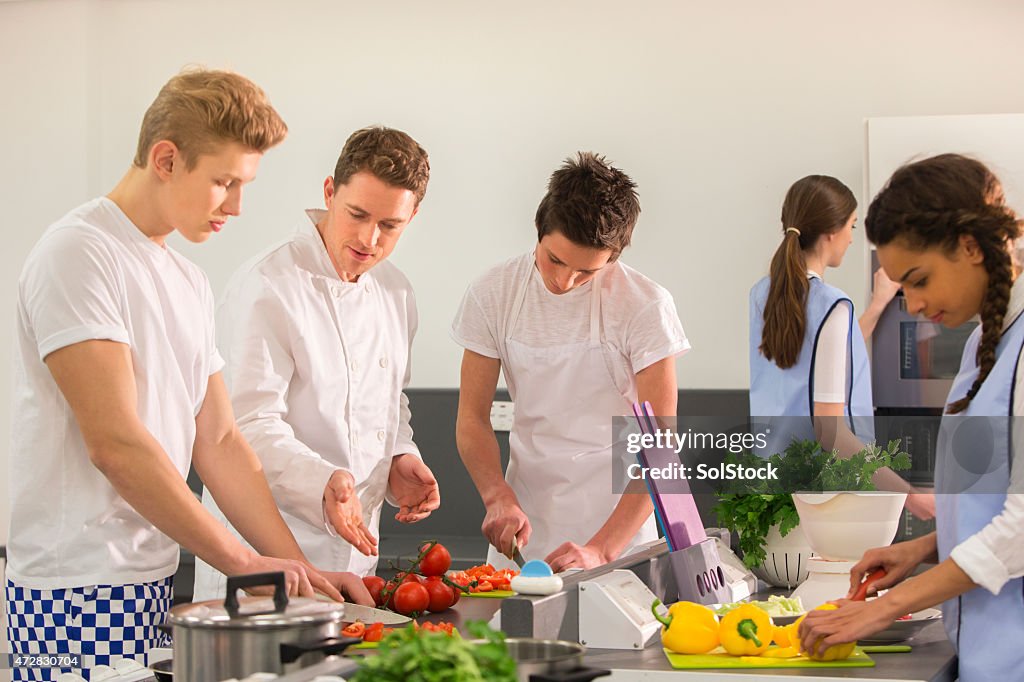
left=865, top=154, right=1022, bottom=414
left=761, top=176, right=857, bottom=368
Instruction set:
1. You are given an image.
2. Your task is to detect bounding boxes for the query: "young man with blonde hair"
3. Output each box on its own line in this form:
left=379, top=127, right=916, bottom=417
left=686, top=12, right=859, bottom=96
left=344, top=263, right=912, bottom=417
left=7, top=69, right=369, bottom=680
left=193, top=126, right=440, bottom=598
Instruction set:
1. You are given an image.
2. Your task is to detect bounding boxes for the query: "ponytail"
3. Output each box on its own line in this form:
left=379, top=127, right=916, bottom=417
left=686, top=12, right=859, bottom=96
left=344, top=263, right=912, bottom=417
left=760, top=230, right=810, bottom=368
left=760, top=175, right=857, bottom=369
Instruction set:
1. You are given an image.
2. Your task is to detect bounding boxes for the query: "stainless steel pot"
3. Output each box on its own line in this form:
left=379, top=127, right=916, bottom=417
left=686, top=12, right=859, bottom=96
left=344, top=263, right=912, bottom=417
left=167, top=572, right=360, bottom=682
left=477, top=638, right=611, bottom=682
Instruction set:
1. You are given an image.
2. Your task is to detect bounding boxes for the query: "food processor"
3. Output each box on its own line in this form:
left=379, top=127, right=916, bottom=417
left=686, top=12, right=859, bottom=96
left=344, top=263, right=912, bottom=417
left=789, top=492, right=907, bottom=609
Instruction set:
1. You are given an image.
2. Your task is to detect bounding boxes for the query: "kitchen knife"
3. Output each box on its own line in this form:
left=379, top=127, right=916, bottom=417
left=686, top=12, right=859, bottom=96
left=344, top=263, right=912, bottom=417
left=340, top=601, right=412, bottom=625
left=852, top=568, right=887, bottom=601
left=511, top=545, right=526, bottom=569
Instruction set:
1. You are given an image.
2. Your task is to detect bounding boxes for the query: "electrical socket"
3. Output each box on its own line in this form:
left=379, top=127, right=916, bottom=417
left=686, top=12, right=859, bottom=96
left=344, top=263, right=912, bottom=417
left=490, top=401, right=514, bottom=432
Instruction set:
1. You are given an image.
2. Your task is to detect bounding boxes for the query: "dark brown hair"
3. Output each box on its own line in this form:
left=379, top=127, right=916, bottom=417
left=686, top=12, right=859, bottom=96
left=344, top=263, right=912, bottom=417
left=134, top=68, right=287, bottom=170
left=333, top=126, right=430, bottom=204
left=535, top=152, right=640, bottom=257
left=866, top=154, right=1022, bottom=414
left=760, top=175, right=857, bottom=368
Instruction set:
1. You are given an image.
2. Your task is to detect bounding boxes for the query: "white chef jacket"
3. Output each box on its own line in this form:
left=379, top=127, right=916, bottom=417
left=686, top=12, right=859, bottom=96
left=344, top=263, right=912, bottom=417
left=9, top=197, right=222, bottom=589
left=194, top=210, right=420, bottom=597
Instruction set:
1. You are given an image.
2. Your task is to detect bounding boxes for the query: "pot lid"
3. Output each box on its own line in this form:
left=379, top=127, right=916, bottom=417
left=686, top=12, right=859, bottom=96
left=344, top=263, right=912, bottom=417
left=169, top=594, right=344, bottom=629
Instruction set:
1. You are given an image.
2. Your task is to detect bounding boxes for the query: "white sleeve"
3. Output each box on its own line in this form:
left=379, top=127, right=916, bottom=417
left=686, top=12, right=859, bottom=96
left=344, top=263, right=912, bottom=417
left=625, top=294, right=691, bottom=373
left=812, top=302, right=851, bottom=404
left=20, top=227, right=129, bottom=360
left=948, top=348, right=1024, bottom=594
left=222, top=276, right=342, bottom=532
left=393, top=286, right=421, bottom=460
left=450, top=285, right=500, bottom=359
left=201, top=276, right=226, bottom=376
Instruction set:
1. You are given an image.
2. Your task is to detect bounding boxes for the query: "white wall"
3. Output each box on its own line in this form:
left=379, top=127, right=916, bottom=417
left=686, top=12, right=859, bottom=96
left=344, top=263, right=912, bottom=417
left=3, top=0, right=1024, bottom=541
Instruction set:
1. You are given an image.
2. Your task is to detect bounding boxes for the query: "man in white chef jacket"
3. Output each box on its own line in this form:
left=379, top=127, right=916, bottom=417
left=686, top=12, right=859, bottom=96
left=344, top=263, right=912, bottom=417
left=452, top=152, right=690, bottom=572
left=194, top=126, right=440, bottom=597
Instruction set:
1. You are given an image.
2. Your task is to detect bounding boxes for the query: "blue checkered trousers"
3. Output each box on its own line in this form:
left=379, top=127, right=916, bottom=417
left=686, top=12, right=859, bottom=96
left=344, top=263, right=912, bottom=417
left=5, top=577, right=174, bottom=681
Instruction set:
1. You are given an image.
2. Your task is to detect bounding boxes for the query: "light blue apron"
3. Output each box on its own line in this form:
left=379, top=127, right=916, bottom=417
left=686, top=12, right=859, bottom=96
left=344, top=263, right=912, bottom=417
left=935, top=309, right=1024, bottom=681
left=749, top=276, right=874, bottom=458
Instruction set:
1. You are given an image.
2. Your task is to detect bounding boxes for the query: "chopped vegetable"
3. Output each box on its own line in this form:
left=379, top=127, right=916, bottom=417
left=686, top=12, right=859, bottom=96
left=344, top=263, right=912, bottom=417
left=714, top=595, right=805, bottom=619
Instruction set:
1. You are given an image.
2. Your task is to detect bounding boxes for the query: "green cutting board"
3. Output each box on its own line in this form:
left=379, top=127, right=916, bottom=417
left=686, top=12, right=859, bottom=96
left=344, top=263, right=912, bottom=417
left=464, top=590, right=516, bottom=598
left=664, top=647, right=875, bottom=669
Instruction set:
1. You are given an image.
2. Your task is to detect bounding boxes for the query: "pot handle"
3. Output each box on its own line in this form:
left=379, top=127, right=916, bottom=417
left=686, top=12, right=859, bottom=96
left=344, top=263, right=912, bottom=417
left=529, top=669, right=611, bottom=682
left=279, top=636, right=363, bottom=664
left=225, top=572, right=289, bottom=618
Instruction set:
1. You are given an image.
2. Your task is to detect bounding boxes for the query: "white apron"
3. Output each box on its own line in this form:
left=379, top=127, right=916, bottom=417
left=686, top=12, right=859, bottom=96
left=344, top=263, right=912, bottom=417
left=487, top=263, right=658, bottom=567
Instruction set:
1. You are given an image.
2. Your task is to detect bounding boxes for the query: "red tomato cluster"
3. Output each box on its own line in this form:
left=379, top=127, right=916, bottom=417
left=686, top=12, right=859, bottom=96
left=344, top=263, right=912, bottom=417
left=360, top=541, right=464, bottom=617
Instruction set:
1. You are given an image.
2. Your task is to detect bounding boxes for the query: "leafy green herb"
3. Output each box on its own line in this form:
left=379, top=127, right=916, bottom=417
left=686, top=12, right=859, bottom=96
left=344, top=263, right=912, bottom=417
left=351, top=620, right=517, bottom=682
left=712, top=439, right=911, bottom=569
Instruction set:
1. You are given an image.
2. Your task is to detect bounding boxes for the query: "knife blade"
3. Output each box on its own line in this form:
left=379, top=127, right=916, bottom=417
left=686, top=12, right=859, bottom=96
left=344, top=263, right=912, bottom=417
left=511, top=545, right=526, bottom=569
left=340, top=601, right=412, bottom=625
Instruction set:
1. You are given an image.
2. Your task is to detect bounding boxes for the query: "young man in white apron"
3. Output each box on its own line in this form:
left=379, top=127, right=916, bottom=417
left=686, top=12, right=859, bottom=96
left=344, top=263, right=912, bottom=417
left=452, top=152, right=690, bottom=571
left=6, top=69, right=369, bottom=681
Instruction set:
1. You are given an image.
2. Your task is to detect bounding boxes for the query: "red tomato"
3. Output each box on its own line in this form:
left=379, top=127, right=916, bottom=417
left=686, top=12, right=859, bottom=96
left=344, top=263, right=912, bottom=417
left=363, top=622, right=385, bottom=642
left=379, top=580, right=398, bottom=609
left=396, top=571, right=423, bottom=585
left=418, top=542, right=452, bottom=577
left=362, top=576, right=386, bottom=607
left=393, top=581, right=430, bottom=617
left=423, top=576, right=456, bottom=613
left=341, top=622, right=366, bottom=638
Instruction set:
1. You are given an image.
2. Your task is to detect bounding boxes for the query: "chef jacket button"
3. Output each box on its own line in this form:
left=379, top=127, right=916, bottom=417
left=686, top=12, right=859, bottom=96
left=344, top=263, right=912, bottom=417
left=331, top=285, right=342, bottom=297
left=379, top=357, right=388, bottom=368
left=377, top=430, right=386, bottom=441
left=351, top=360, right=359, bottom=371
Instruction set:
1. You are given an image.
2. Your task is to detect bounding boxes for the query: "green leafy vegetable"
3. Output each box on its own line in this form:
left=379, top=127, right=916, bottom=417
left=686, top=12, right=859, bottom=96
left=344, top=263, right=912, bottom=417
left=713, top=439, right=911, bottom=569
left=351, top=620, right=517, bottom=682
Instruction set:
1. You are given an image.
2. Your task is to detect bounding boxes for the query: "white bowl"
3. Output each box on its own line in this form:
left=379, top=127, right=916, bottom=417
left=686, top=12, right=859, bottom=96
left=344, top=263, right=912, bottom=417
left=792, top=492, right=907, bottom=561
left=750, top=523, right=813, bottom=588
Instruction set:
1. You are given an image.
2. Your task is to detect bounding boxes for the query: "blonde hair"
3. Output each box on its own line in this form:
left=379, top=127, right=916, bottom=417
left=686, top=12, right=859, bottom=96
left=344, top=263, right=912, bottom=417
left=133, top=68, right=287, bottom=169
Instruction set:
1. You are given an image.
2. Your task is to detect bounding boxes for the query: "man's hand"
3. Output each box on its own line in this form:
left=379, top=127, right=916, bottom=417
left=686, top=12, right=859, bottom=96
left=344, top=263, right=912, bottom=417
left=316, top=571, right=375, bottom=605
left=481, top=488, right=531, bottom=558
left=388, top=454, right=440, bottom=523
left=545, top=542, right=610, bottom=573
left=233, top=553, right=343, bottom=601
left=324, top=470, right=378, bottom=557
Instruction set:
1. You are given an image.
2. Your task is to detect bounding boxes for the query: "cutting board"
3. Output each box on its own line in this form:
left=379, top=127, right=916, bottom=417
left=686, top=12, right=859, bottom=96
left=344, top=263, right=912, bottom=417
left=464, top=590, right=515, bottom=599
left=664, top=647, right=875, bottom=669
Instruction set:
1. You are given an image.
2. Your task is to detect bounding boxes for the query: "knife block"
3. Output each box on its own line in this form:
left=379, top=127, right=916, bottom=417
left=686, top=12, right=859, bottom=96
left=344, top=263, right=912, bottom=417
left=669, top=538, right=731, bottom=605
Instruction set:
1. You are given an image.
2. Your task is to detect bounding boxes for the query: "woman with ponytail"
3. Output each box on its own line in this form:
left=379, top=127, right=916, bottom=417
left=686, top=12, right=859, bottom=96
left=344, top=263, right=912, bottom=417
left=799, top=155, right=1024, bottom=681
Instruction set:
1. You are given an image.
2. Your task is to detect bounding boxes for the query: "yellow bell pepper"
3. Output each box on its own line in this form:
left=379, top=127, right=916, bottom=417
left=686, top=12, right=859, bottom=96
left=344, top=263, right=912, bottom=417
left=794, top=604, right=856, bottom=661
left=759, top=646, right=801, bottom=659
left=719, top=603, right=772, bottom=656
left=650, top=599, right=720, bottom=654
left=772, top=622, right=797, bottom=648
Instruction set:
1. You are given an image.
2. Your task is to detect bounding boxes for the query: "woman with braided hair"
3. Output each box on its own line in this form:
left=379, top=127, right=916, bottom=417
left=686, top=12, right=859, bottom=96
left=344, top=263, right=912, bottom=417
left=749, top=175, right=933, bottom=519
left=799, top=154, right=1024, bottom=681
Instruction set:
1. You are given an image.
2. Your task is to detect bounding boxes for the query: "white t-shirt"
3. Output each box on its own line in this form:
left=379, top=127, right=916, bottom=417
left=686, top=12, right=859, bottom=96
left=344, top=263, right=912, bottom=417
left=451, top=252, right=690, bottom=376
left=809, top=271, right=851, bottom=404
left=8, top=196, right=224, bottom=590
